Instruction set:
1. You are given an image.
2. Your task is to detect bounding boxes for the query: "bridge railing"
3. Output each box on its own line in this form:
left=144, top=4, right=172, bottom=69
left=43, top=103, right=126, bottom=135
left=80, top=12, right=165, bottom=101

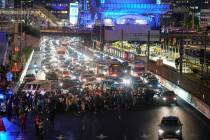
left=40, top=26, right=92, bottom=34
left=34, top=5, right=59, bottom=25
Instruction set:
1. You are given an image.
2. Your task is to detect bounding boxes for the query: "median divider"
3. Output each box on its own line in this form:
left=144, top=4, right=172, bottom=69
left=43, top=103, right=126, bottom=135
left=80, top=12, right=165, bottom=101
left=14, top=49, right=34, bottom=94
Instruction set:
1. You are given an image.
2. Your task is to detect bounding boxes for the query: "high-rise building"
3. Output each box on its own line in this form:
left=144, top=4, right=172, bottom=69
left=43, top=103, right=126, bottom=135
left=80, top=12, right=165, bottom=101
left=0, top=0, right=6, bottom=8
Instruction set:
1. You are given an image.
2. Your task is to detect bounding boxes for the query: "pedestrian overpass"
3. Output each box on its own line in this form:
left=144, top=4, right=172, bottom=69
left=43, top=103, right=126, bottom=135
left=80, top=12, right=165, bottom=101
left=40, top=27, right=91, bottom=37
left=0, top=6, right=59, bottom=27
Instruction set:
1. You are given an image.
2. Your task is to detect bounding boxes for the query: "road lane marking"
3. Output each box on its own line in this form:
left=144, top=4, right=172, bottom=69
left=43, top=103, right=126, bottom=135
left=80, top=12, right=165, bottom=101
left=118, top=115, right=121, bottom=120
left=56, top=134, right=66, bottom=140
left=96, top=134, right=108, bottom=139
left=139, top=133, right=150, bottom=139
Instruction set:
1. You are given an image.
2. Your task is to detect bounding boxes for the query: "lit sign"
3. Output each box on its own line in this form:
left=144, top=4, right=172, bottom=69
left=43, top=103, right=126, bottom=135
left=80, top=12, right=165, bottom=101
left=135, top=19, right=147, bottom=25
left=100, top=0, right=105, bottom=4
left=156, top=0, right=161, bottom=4
left=103, top=19, right=114, bottom=26
left=69, top=2, right=79, bottom=25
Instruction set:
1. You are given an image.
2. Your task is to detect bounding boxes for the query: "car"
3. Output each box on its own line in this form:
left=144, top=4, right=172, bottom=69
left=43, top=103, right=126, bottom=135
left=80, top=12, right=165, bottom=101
left=42, top=64, right=53, bottom=73
left=80, top=72, right=95, bottom=82
left=131, top=76, right=144, bottom=86
left=58, top=55, right=66, bottom=61
left=71, top=71, right=81, bottom=79
left=161, top=90, right=177, bottom=104
left=158, top=116, right=183, bottom=140
left=45, top=72, right=58, bottom=81
left=59, top=79, right=81, bottom=89
left=140, top=72, right=153, bottom=80
left=86, top=77, right=96, bottom=83
left=62, top=70, right=71, bottom=78
left=24, top=74, right=36, bottom=82
left=54, top=68, right=62, bottom=75
left=145, top=78, right=163, bottom=94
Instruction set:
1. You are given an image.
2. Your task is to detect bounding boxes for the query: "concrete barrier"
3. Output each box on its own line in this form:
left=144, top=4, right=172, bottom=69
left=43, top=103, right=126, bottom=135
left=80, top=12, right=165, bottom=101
left=157, top=75, right=210, bottom=120
left=14, top=49, right=34, bottom=93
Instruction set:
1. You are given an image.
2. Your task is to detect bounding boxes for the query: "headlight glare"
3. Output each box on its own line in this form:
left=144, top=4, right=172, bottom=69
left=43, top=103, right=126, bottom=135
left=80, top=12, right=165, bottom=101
left=158, top=129, right=164, bottom=135
left=176, top=129, right=181, bottom=134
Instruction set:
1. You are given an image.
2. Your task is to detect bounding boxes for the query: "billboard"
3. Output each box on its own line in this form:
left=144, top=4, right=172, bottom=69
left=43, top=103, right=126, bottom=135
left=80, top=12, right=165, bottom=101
left=69, top=2, right=79, bottom=25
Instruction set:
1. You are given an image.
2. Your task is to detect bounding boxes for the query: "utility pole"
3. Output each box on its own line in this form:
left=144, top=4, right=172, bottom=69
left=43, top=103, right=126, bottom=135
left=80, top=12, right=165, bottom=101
left=179, top=35, right=184, bottom=75
left=204, top=30, right=207, bottom=78
left=147, top=31, right=150, bottom=69
left=121, top=29, right=124, bottom=49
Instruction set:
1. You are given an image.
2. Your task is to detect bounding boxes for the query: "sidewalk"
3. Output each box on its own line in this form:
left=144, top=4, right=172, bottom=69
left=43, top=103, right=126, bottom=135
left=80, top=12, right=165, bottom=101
left=1, top=117, right=22, bottom=140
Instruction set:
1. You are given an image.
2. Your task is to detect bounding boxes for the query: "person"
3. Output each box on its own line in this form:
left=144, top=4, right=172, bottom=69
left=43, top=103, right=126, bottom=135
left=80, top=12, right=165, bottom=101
left=20, top=113, right=27, bottom=132
left=34, top=114, right=40, bottom=136
left=48, top=109, right=55, bottom=128
left=38, top=117, right=44, bottom=139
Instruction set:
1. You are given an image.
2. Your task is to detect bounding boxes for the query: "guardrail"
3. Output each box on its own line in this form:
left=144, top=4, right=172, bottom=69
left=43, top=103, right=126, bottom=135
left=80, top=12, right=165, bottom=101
left=14, top=49, right=34, bottom=93
left=157, top=75, right=210, bottom=119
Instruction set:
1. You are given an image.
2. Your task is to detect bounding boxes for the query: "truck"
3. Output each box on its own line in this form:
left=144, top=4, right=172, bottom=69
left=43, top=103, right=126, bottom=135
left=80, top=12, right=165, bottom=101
left=130, top=60, right=145, bottom=76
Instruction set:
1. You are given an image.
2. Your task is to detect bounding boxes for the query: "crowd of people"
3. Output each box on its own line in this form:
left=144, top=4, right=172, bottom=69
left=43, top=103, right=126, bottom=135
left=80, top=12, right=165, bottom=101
left=1, top=83, right=155, bottom=139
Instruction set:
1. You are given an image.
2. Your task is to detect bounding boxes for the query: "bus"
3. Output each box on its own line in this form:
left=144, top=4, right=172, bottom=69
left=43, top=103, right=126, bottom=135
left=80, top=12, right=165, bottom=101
left=108, top=62, right=123, bottom=77
left=131, top=60, right=145, bottom=76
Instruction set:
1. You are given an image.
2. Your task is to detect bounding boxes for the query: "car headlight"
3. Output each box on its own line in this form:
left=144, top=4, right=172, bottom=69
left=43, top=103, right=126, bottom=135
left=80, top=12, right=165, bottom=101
left=71, top=76, right=76, bottom=79
left=173, top=97, right=177, bottom=100
left=163, top=97, right=167, bottom=101
left=155, top=89, right=160, bottom=92
left=97, top=78, right=101, bottom=82
left=175, top=129, right=181, bottom=134
left=60, top=82, right=63, bottom=87
left=123, top=78, right=131, bottom=85
left=158, top=129, right=164, bottom=135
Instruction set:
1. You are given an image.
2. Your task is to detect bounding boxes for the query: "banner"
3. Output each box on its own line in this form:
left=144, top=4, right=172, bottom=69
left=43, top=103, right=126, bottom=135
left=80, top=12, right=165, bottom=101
left=69, top=2, right=79, bottom=25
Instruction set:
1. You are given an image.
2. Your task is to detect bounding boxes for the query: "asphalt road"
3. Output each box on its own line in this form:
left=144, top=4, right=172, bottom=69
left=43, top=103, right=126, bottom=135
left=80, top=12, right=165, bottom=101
left=4, top=98, right=209, bottom=140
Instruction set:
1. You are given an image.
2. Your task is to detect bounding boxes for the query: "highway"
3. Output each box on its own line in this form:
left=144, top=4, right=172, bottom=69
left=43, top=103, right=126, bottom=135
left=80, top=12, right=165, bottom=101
left=3, top=35, right=209, bottom=140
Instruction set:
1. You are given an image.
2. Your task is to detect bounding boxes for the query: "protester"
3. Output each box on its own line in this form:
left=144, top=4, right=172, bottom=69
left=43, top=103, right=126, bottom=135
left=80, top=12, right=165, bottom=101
left=19, top=112, right=27, bottom=132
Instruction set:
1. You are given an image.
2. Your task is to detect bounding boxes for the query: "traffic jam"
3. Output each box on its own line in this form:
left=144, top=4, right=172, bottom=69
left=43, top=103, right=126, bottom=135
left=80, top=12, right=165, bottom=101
left=0, top=36, right=183, bottom=140
left=21, top=36, right=178, bottom=106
